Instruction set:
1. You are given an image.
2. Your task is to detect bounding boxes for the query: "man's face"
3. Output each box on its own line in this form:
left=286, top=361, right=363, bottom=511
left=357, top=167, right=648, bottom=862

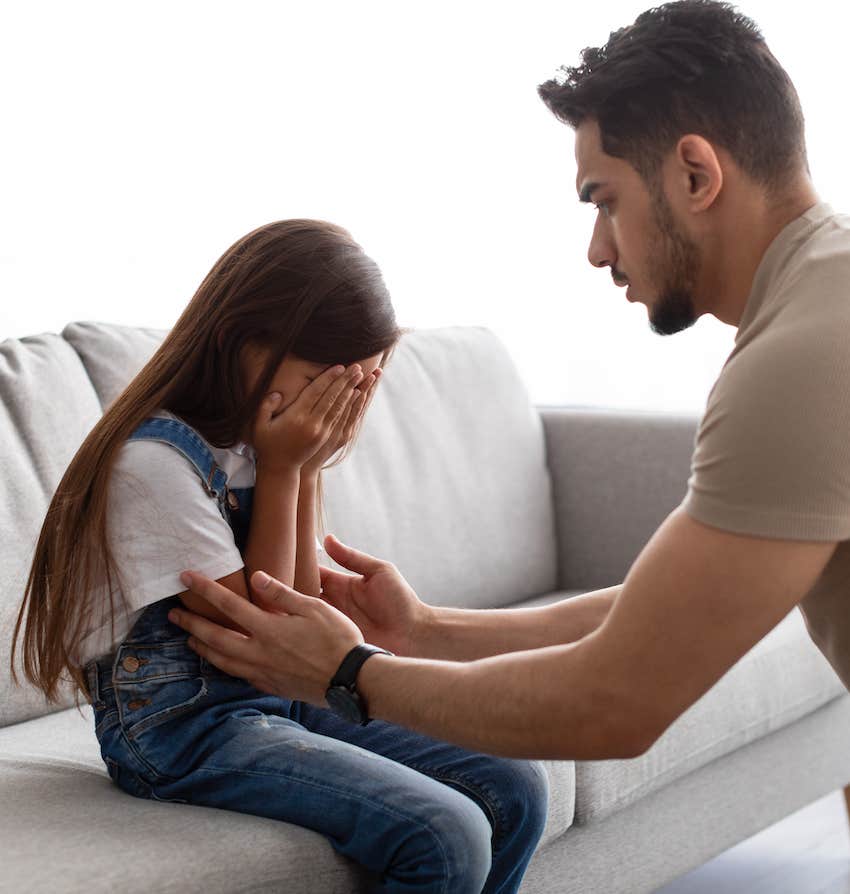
left=574, top=120, right=701, bottom=335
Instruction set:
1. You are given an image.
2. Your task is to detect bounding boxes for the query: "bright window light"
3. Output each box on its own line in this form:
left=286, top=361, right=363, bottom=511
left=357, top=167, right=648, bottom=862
left=1, top=2, right=841, bottom=412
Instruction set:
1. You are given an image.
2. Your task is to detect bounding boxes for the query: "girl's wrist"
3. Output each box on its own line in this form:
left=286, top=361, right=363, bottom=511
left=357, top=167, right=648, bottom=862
left=255, top=464, right=301, bottom=489
left=299, top=465, right=321, bottom=485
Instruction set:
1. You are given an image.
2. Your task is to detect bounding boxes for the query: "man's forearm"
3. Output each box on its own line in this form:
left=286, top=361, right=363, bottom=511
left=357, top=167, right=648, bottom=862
left=413, top=586, right=620, bottom=661
left=358, top=631, right=643, bottom=760
left=294, top=473, right=321, bottom=598
left=243, top=467, right=300, bottom=588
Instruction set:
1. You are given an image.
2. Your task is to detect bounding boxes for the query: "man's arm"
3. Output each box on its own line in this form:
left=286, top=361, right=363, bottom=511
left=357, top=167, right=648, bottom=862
left=413, top=586, right=619, bottom=660
left=316, top=534, right=618, bottom=660
left=171, top=507, right=837, bottom=760
left=358, top=509, right=836, bottom=758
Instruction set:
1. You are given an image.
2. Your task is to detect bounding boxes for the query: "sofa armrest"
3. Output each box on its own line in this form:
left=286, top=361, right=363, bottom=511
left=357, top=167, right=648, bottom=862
left=539, top=406, right=699, bottom=591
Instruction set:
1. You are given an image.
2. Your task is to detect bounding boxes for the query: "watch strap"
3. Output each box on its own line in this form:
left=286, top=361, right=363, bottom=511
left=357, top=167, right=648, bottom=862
left=329, top=643, right=393, bottom=690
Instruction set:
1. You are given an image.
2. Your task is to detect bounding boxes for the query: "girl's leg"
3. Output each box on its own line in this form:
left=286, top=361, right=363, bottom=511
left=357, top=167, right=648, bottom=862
left=292, top=704, right=550, bottom=894
left=130, top=711, right=493, bottom=894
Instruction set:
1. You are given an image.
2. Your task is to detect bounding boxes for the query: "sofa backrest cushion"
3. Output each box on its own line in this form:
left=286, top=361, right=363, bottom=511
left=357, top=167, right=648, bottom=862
left=1, top=335, right=104, bottom=727
left=320, top=327, right=558, bottom=608
left=62, top=321, right=166, bottom=410
left=63, top=321, right=558, bottom=611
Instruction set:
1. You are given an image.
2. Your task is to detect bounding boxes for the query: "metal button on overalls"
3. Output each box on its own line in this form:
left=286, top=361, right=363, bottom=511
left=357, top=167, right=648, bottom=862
left=122, top=656, right=140, bottom=673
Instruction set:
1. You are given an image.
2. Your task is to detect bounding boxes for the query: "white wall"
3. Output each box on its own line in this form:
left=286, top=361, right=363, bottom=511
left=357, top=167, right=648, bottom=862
left=2, top=1, right=846, bottom=412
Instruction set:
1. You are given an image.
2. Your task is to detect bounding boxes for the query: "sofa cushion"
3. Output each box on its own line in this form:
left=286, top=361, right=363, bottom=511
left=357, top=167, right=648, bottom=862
left=0, top=704, right=573, bottom=891
left=321, top=326, right=558, bottom=608
left=62, top=320, right=165, bottom=409
left=573, top=606, right=841, bottom=824
left=0, top=707, right=368, bottom=893
left=0, top=334, right=104, bottom=727
left=62, top=321, right=559, bottom=609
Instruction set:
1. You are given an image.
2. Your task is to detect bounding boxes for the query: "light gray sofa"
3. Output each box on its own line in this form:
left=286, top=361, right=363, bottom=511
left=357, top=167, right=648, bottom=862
left=2, top=321, right=849, bottom=894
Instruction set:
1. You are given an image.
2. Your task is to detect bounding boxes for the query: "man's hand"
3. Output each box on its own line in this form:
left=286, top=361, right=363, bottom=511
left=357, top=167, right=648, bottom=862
left=168, top=570, right=364, bottom=705
left=317, top=534, right=433, bottom=657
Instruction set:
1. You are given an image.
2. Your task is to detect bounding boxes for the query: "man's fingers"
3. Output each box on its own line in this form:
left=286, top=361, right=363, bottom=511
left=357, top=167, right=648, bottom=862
left=323, top=534, right=387, bottom=576
left=318, top=564, right=355, bottom=606
left=177, top=572, right=266, bottom=634
left=250, top=571, right=318, bottom=616
left=183, top=635, right=260, bottom=684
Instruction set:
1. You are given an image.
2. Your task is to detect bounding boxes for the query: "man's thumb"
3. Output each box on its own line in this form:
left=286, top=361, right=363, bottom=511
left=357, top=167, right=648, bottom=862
left=323, top=534, right=384, bottom=575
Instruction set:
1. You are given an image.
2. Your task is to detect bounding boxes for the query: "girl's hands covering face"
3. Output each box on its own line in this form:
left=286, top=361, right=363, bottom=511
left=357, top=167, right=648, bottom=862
left=251, top=364, right=365, bottom=474
left=302, top=367, right=383, bottom=475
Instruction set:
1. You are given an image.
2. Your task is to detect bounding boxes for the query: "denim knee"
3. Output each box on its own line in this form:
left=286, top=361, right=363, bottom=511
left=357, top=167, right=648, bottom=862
left=424, top=795, right=493, bottom=894
left=501, top=760, right=550, bottom=848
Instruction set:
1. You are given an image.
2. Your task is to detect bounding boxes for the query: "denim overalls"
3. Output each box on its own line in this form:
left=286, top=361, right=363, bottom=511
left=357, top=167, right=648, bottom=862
left=83, top=415, right=548, bottom=894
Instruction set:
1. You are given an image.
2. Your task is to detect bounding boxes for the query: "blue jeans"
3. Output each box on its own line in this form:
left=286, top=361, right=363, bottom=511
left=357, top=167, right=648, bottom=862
left=86, top=596, right=548, bottom=893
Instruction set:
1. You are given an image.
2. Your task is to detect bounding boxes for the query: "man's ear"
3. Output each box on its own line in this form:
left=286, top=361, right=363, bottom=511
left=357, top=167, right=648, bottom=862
left=673, top=134, right=723, bottom=213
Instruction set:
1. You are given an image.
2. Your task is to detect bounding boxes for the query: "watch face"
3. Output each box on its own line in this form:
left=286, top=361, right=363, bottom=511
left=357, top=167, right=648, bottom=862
left=326, top=686, right=365, bottom=724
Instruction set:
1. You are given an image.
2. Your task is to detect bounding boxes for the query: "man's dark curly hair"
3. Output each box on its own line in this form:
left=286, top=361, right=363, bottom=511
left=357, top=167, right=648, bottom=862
left=538, top=0, right=807, bottom=191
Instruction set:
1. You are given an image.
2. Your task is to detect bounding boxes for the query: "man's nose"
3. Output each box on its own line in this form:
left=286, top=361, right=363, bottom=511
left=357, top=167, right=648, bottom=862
left=587, top=217, right=615, bottom=271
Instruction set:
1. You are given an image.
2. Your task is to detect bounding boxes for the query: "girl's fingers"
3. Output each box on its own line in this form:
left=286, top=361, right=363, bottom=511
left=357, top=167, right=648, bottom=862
left=313, top=365, right=362, bottom=418
left=324, top=381, right=360, bottom=434
left=343, top=390, right=367, bottom=441
left=361, top=370, right=381, bottom=415
left=291, top=365, right=347, bottom=415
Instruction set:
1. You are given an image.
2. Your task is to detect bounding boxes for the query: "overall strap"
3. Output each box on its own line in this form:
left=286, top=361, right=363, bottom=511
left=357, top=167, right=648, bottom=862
left=127, top=417, right=230, bottom=501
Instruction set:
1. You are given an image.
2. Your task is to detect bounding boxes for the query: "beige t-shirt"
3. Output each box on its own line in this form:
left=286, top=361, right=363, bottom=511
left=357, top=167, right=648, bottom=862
left=682, top=201, right=850, bottom=690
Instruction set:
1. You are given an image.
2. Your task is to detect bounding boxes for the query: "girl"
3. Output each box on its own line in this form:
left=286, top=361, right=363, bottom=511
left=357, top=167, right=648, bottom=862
left=12, top=220, right=548, bottom=894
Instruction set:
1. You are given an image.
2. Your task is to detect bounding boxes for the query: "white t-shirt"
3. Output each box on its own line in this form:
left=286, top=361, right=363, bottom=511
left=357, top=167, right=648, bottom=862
left=76, top=411, right=319, bottom=665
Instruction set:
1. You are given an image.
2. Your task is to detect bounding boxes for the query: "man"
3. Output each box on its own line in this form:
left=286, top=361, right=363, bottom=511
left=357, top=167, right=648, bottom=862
left=168, top=0, right=850, bottom=760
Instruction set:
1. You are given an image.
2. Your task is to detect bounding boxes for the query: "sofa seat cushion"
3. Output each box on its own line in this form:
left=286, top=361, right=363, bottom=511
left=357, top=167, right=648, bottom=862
left=0, top=706, right=368, bottom=893
left=574, top=607, right=845, bottom=824
left=0, top=701, right=576, bottom=888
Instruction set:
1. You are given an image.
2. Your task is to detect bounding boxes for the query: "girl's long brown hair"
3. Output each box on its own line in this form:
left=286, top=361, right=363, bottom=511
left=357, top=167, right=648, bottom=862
left=11, top=220, right=402, bottom=704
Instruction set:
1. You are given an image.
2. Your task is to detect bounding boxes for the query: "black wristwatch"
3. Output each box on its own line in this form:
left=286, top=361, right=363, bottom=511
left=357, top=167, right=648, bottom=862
left=325, top=643, right=393, bottom=725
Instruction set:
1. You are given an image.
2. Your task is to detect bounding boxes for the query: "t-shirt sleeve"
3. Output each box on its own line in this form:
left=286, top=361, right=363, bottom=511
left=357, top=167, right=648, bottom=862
left=682, top=313, right=850, bottom=542
left=106, top=440, right=245, bottom=611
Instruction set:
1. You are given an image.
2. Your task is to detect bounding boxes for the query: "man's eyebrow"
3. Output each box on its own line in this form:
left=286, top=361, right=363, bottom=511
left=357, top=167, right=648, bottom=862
left=578, top=181, right=605, bottom=204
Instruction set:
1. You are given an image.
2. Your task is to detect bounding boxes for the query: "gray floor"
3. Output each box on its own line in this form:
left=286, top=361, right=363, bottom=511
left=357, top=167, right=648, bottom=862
left=656, top=790, right=850, bottom=894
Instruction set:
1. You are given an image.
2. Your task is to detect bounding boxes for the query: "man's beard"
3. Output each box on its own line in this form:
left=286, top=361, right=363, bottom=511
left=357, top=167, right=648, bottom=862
left=646, top=194, right=701, bottom=336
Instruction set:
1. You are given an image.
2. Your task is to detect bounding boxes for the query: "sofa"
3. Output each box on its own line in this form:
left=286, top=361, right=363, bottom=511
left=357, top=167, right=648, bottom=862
left=2, top=320, right=849, bottom=894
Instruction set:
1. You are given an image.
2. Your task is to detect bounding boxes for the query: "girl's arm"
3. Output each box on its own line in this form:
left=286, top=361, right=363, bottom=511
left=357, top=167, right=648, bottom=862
left=242, top=465, right=302, bottom=589
left=294, top=471, right=322, bottom=597
left=294, top=369, right=380, bottom=598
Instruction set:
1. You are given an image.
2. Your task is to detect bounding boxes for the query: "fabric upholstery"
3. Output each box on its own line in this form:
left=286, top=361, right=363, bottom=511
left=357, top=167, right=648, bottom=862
left=540, top=408, right=698, bottom=590
left=62, top=320, right=165, bottom=410
left=320, top=327, right=558, bottom=608
left=0, top=706, right=368, bottom=893
left=514, top=589, right=846, bottom=826
left=522, top=695, right=850, bottom=894
left=0, top=334, right=103, bottom=727
left=62, top=322, right=560, bottom=610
